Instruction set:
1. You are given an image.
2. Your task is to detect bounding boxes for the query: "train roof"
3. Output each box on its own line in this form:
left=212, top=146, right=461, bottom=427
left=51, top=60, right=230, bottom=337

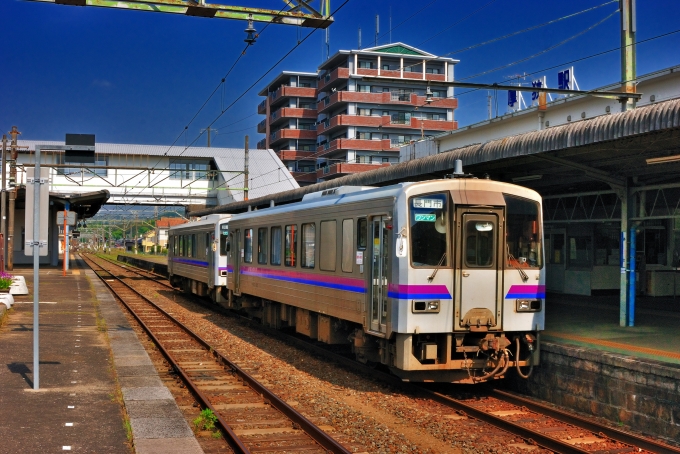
left=169, top=214, right=231, bottom=232
left=227, top=178, right=540, bottom=223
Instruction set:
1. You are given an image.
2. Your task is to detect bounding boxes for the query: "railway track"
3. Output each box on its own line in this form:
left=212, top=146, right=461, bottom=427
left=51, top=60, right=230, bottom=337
left=87, top=254, right=680, bottom=454
left=82, top=254, right=354, bottom=454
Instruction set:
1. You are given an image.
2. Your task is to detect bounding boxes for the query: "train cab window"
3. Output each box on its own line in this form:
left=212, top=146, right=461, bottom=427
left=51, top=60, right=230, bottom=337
left=257, top=228, right=268, bottom=264
left=357, top=218, right=367, bottom=250
left=271, top=226, right=282, bottom=265
left=244, top=229, right=253, bottom=263
left=285, top=225, right=297, bottom=267
left=342, top=219, right=353, bottom=272
left=410, top=193, right=450, bottom=267
left=219, top=224, right=229, bottom=256
left=504, top=194, right=542, bottom=268
left=319, top=221, right=337, bottom=271
left=301, top=223, right=316, bottom=269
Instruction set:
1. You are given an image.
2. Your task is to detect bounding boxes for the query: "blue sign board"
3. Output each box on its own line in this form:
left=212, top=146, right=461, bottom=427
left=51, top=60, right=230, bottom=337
left=558, top=68, right=572, bottom=90
left=531, top=79, right=543, bottom=101
left=507, top=90, right=517, bottom=107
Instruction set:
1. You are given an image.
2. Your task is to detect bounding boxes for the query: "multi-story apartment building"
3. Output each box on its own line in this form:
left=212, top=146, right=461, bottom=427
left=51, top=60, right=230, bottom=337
left=258, top=71, right=319, bottom=184
left=258, top=43, right=459, bottom=185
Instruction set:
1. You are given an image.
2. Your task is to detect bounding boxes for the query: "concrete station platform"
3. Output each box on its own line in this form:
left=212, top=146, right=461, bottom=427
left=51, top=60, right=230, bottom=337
left=0, top=257, right=203, bottom=453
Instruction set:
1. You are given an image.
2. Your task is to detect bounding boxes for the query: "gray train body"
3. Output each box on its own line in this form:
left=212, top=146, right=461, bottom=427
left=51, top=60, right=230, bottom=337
left=169, top=179, right=545, bottom=383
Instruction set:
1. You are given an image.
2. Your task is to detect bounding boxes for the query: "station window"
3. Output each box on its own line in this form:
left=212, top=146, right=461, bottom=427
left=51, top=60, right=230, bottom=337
left=271, top=227, right=282, bottom=266
left=320, top=221, right=336, bottom=272
left=301, top=223, right=316, bottom=269
left=257, top=228, right=268, bottom=264
left=285, top=225, right=297, bottom=267
left=342, top=219, right=353, bottom=273
left=357, top=218, right=367, bottom=250
left=244, top=229, right=253, bottom=263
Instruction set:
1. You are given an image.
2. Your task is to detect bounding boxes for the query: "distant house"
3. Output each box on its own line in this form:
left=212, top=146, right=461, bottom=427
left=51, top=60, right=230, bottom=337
left=155, top=217, right=187, bottom=249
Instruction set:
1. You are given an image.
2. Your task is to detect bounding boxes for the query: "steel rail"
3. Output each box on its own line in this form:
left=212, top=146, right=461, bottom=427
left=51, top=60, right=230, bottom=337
left=493, top=389, right=680, bottom=454
left=95, top=254, right=172, bottom=288
left=84, top=254, right=351, bottom=454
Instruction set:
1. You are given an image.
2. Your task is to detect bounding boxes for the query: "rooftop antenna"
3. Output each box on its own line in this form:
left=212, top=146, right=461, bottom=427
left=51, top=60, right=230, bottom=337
left=375, top=14, right=379, bottom=46
left=358, top=27, right=362, bottom=49
left=389, top=6, right=392, bottom=43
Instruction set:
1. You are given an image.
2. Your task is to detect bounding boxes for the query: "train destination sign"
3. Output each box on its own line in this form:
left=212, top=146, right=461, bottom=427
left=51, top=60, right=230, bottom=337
left=412, top=198, right=443, bottom=209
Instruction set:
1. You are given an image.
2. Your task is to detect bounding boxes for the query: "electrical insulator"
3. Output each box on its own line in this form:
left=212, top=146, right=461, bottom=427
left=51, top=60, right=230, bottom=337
left=244, top=17, right=257, bottom=45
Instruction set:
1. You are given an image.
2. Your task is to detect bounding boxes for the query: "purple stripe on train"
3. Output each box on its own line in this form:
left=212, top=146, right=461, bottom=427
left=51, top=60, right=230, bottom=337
left=240, top=266, right=365, bottom=293
left=505, top=285, right=545, bottom=299
left=171, top=257, right=208, bottom=267
left=218, top=265, right=233, bottom=273
left=387, top=284, right=451, bottom=299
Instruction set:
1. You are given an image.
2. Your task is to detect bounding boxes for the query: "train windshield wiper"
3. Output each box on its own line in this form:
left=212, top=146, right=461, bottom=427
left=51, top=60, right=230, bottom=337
left=427, top=253, right=447, bottom=282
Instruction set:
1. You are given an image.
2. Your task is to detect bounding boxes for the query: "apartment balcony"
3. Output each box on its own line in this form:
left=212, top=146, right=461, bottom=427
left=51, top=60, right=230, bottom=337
left=383, top=117, right=458, bottom=132
left=269, top=107, right=317, bottom=126
left=317, top=162, right=391, bottom=180
left=268, top=85, right=317, bottom=107
left=291, top=171, right=318, bottom=184
left=317, top=67, right=350, bottom=91
left=269, top=128, right=317, bottom=146
left=256, top=138, right=267, bottom=150
left=316, top=114, right=382, bottom=134
left=277, top=149, right=316, bottom=161
left=257, top=119, right=267, bottom=134
left=258, top=99, right=267, bottom=115
left=318, top=91, right=457, bottom=114
left=313, top=138, right=398, bottom=158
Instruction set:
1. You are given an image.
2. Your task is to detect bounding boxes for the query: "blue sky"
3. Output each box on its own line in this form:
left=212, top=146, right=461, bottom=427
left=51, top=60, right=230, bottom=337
left=1, top=0, right=679, bottom=148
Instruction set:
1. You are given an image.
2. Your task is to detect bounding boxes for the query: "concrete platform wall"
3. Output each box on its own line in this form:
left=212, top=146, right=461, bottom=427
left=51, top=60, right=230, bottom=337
left=507, top=342, right=680, bottom=445
left=117, top=255, right=169, bottom=278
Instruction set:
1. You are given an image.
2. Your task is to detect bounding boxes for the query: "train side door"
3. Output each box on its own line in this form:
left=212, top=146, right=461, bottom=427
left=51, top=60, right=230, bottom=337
left=232, top=229, right=241, bottom=295
left=207, top=232, right=215, bottom=288
left=369, top=216, right=390, bottom=333
left=456, top=209, right=503, bottom=330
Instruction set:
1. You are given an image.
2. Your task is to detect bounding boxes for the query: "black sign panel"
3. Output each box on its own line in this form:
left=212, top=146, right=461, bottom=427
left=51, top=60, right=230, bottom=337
left=65, top=134, right=95, bottom=146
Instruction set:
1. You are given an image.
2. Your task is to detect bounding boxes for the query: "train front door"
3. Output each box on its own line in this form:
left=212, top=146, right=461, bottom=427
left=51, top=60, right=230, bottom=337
left=456, top=210, right=502, bottom=330
left=369, top=216, right=390, bottom=333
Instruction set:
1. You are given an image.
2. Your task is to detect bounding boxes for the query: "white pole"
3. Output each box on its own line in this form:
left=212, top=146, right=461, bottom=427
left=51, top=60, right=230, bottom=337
left=33, top=146, right=42, bottom=390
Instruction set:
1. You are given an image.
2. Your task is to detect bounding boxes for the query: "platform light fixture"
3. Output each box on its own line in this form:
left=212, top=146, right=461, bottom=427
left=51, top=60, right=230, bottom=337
left=512, top=174, right=543, bottom=183
left=646, top=155, right=680, bottom=165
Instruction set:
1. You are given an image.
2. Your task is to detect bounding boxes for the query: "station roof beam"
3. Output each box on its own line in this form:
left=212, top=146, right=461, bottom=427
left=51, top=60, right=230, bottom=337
left=32, top=0, right=334, bottom=28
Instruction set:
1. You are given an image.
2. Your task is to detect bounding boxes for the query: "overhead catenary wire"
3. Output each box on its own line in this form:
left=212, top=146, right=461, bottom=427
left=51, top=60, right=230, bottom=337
left=119, top=0, right=351, bottom=205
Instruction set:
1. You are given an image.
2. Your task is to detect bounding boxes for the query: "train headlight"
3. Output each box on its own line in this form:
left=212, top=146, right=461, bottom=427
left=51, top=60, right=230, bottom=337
left=412, top=300, right=440, bottom=313
left=516, top=299, right=542, bottom=312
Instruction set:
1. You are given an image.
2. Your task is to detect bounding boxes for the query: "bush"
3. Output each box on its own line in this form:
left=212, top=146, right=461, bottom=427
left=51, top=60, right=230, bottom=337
left=0, top=272, right=14, bottom=290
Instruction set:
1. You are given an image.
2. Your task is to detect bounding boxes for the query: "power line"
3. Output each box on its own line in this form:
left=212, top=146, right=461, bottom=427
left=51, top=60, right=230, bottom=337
left=458, top=8, right=619, bottom=81
left=416, top=0, right=498, bottom=47
left=443, top=0, right=618, bottom=56
left=119, top=0, right=351, bottom=206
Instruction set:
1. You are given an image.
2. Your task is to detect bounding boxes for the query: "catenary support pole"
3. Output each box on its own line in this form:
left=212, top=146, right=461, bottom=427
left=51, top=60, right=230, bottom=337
left=33, top=145, right=42, bottom=390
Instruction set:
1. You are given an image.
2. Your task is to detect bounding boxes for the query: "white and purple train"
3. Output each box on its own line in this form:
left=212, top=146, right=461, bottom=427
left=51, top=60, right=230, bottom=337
left=168, top=177, right=545, bottom=383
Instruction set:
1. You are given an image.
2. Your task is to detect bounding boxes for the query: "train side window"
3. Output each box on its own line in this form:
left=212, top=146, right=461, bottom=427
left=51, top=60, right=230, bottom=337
left=190, top=234, right=195, bottom=258
left=257, top=228, right=268, bottom=264
left=342, top=219, right=353, bottom=273
left=301, top=223, right=315, bottom=269
left=285, top=225, right=297, bottom=267
left=271, top=226, right=282, bottom=265
left=179, top=235, right=185, bottom=256
left=244, top=229, right=253, bottom=263
left=357, top=218, right=367, bottom=250
left=205, top=233, right=210, bottom=257
left=319, top=221, right=336, bottom=271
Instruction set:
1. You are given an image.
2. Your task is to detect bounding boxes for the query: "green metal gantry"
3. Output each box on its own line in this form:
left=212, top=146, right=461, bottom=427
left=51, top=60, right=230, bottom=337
left=28, top=0, right=333, bottom=28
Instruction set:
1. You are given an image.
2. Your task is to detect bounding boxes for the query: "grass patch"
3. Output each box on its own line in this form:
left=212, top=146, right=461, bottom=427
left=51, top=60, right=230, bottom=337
left=123, top=418, right=133, bottom=442
left=193, top=408, right=218, bottom=434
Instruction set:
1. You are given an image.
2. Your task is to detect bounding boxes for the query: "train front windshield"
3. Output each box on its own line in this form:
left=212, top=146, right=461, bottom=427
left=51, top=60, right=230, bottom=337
left=504, top=194, right=542, bottom=268
left=410, top=193, right=450, bottom=267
